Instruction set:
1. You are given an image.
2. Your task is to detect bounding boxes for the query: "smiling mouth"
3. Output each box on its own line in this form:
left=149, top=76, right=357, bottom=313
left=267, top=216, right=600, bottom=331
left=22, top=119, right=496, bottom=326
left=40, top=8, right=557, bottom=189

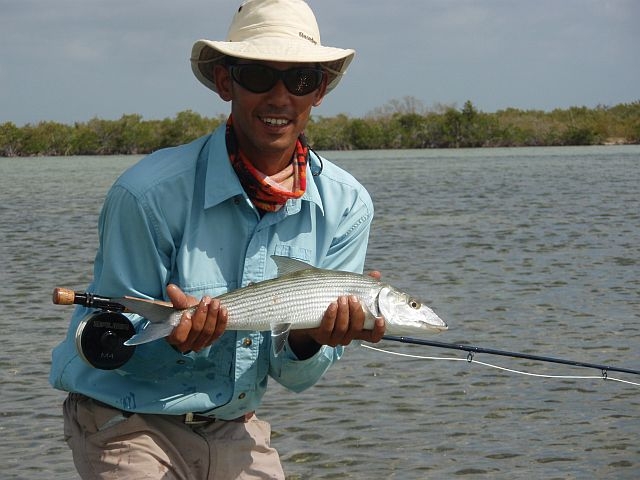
left=260, top=117, right=290, bottom=127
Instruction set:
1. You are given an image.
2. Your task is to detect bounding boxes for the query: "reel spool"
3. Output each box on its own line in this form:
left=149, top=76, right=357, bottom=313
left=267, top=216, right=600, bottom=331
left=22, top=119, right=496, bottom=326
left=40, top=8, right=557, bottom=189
left=75, top=311, right=136, bottom=369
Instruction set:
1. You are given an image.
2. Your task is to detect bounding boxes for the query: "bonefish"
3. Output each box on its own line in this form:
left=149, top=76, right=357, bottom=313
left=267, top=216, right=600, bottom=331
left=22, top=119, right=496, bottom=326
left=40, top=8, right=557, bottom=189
left=121, top=256, right=448, bottom=354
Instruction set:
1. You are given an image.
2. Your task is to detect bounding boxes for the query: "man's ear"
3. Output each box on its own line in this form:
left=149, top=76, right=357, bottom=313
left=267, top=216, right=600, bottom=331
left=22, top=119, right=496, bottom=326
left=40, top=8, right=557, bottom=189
left=213, top=64, right=233, bottom=102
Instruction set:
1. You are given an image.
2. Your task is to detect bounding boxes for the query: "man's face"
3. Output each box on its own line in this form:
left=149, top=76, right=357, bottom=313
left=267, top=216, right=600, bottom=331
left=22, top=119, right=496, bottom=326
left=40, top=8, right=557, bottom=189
left=214, top=60, right=327, bottom=174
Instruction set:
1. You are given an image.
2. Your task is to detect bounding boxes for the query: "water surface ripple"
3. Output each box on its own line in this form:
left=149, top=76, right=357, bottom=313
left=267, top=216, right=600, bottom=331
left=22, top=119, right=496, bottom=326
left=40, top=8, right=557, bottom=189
left=1, top=146, right=638, bottom=479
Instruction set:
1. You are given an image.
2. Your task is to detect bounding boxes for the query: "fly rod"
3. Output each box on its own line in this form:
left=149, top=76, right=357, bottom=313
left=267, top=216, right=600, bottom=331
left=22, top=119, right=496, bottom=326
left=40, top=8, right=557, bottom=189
left=382, top=335, right=640, bottom=376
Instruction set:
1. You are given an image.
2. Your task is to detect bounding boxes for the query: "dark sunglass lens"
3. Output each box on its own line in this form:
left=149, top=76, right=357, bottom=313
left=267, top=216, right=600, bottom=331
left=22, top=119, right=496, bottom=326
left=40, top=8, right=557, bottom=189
left=283, top=68, right=323, bottom=96
left=231, top=65, right=277, bottom=93
left=230, top=65, right=323, bottom=95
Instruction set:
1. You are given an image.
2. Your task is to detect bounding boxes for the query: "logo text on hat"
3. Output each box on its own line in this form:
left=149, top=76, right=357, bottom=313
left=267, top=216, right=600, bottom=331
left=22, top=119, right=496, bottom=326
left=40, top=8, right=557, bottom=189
left=299, top=32, right=317, bottom=45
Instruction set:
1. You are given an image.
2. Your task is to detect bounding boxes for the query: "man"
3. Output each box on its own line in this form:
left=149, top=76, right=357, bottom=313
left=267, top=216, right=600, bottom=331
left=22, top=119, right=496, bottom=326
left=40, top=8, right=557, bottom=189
left=50, top=0, right=385, bottom=478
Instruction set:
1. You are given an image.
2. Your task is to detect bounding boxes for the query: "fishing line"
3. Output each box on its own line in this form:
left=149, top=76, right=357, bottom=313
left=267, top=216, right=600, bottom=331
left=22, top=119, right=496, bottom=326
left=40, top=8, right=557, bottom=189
left=381, top=335, right=640, bottom=376
left=361, top=344, right=640, bottom=387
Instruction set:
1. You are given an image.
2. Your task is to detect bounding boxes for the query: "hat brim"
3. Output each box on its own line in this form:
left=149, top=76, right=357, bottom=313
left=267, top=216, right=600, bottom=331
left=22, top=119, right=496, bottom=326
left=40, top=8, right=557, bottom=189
left=191, top=38, right=355, bottom=94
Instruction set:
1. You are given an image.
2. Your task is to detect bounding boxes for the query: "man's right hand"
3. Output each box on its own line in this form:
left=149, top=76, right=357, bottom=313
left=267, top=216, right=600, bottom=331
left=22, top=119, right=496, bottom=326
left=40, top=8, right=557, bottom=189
left=165, top=284, right=228, bottom=352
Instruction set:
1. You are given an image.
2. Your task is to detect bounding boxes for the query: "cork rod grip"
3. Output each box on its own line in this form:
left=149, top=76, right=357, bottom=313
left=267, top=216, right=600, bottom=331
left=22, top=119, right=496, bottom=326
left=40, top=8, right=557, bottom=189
left=52, top=287, right=76, bottom=305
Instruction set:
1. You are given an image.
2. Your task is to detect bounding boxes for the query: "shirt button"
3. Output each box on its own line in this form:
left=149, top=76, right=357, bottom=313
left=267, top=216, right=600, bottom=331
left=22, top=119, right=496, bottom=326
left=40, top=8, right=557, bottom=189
left=238, top=392, right=246, bottom=400
left=242, top=338, right=252, bottom=347
left=176, top=359, right=186, bottom=365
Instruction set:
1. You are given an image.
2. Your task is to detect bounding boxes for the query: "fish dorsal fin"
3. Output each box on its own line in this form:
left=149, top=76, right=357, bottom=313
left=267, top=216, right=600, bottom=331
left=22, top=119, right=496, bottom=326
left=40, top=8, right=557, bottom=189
left=270, top=322, right=292, bottom=357
left=271, top=255, right=315, bottom=276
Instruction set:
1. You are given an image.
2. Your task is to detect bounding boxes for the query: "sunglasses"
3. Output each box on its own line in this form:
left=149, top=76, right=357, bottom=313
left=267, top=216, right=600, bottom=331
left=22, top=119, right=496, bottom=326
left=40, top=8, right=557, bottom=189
left=228, top=64, right=325, bottom=96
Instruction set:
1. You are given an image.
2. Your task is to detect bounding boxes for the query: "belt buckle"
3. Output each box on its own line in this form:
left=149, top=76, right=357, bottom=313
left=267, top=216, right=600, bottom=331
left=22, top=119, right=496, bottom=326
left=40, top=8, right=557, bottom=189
left=183, top=412, right=212, bottom=426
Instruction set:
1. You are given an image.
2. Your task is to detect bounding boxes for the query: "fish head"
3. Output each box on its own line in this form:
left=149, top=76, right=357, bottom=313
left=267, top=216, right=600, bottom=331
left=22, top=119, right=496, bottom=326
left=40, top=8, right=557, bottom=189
left=377, top=286, right=448, bottom=334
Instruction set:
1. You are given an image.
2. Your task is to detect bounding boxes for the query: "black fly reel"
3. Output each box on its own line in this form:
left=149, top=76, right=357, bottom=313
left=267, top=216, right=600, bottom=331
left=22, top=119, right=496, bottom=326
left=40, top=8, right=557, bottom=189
left=75, top=311, right=136, bottom=369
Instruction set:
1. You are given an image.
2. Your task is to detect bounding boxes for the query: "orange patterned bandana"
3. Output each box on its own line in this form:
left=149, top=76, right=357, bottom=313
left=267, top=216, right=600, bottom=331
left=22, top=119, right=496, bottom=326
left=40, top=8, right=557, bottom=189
left=226, top=116, right=307, bottom=212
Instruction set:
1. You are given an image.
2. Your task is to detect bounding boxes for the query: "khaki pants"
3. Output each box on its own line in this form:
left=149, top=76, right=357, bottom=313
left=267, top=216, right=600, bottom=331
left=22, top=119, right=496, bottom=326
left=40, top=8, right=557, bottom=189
left=63, top=393, right=285, bottom=480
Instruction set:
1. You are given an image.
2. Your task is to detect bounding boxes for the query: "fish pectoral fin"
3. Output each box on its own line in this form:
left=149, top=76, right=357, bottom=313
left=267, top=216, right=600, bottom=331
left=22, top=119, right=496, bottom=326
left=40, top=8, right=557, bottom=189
left=270, top=322, right=292, bottom=357
left=360, top=301, right=380, bottom=330
left=124, top=323, right=175, bottom=346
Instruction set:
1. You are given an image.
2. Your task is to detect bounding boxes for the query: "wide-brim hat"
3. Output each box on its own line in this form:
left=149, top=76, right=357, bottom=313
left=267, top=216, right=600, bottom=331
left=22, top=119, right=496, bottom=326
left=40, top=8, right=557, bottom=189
left=190, top=0, right=355, bottom=94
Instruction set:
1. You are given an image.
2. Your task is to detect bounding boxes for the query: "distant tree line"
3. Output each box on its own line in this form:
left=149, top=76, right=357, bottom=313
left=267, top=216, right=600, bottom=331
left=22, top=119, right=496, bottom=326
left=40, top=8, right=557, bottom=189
left=0, top=111, right=225, bottom=157
left=1, top=99, right=639, bottom=156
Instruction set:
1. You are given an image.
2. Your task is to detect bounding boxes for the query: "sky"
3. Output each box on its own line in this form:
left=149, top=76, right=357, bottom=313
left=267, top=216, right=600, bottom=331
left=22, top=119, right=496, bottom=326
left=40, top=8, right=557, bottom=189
left=1, top=0, right=639, bottom=126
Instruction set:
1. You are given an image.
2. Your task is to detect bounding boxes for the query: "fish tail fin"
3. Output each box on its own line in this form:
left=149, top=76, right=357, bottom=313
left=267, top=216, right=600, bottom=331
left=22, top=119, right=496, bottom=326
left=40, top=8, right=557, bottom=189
left=118, top=297, right=183, bottom=346
left=118, top=297, right=177, bottom=323
left=124, top=323, right=175, bottom=346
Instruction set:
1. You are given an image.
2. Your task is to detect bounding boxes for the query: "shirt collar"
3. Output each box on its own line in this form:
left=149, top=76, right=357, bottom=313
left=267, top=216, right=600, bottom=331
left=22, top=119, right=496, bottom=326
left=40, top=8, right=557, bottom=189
left=300, top=150, right=324, bottom=215
left=204, top=125, right=246, bottom=209
left=204, top=124, right=324, bottom=215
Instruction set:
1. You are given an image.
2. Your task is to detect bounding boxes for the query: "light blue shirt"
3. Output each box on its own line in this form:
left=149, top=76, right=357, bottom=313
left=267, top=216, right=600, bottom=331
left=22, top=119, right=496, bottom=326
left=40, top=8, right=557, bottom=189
left=49, top=124, right=373, bottom=420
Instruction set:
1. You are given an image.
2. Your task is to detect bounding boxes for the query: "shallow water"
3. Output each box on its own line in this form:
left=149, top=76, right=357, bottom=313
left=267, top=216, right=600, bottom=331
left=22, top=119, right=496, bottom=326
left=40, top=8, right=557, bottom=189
left=1, top=145, right=639, bottom=479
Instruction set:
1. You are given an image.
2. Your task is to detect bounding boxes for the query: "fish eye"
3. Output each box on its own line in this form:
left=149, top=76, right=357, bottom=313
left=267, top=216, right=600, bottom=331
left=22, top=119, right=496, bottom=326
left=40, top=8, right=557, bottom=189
left=409, top=299, right=421, bottom=309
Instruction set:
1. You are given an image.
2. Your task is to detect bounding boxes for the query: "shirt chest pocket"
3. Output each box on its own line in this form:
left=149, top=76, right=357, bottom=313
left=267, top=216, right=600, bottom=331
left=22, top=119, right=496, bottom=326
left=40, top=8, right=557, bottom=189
left=273, top=244, right=313, bottom=264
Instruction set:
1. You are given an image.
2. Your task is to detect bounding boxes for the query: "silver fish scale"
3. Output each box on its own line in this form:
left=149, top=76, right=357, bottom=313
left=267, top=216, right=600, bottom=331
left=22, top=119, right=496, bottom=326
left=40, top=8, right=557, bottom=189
left=218, top=269, right=382, bottom=331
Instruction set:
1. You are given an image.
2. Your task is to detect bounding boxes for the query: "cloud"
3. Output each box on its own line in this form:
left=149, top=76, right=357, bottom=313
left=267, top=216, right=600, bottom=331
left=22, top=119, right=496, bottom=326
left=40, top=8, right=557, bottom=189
left=1, top=0, right=638, bottom=125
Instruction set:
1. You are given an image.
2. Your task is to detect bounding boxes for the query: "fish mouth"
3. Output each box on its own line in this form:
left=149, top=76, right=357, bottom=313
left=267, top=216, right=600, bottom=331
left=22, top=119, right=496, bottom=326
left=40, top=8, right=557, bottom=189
left=422, top=314, right=448, bottom=332
left=431, top=320, right=448, bottom=332
left=413, top=304, right=447, bottom=330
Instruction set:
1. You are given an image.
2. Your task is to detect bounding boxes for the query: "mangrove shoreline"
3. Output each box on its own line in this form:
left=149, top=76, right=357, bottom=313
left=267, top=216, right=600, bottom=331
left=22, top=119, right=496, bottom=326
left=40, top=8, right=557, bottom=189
left=1, top=99, right=638, bottom=157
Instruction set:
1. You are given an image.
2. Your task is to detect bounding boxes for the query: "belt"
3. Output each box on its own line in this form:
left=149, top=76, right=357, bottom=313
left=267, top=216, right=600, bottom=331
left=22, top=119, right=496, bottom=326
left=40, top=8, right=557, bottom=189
left=120, top=410, right=255, bottom=426
left=180, top=411, right=254, bottom=426
left=85, top=395, right=254, bottom=427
